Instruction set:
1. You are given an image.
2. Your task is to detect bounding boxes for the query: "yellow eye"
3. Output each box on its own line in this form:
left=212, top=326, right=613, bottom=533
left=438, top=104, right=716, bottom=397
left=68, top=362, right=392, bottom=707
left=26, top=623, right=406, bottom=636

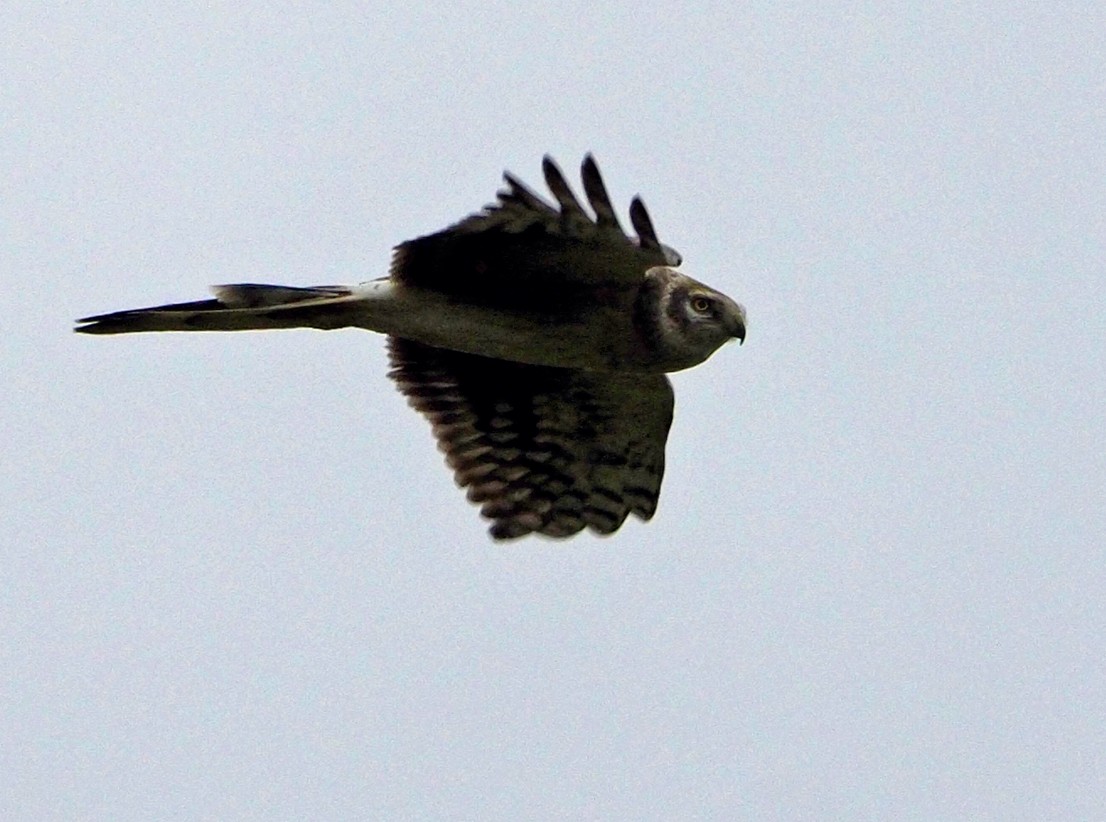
left=691, top=296, right=712, bottom=313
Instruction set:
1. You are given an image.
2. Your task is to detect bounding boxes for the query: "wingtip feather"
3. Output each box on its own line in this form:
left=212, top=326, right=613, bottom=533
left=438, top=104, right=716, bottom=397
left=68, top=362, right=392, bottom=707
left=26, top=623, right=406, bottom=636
left=580, top=154, right=622, bottom=230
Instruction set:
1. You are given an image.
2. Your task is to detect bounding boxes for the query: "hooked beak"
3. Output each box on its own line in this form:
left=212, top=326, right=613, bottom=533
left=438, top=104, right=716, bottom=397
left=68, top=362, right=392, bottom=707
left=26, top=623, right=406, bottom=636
left=727, top=304, right=747, bottom=345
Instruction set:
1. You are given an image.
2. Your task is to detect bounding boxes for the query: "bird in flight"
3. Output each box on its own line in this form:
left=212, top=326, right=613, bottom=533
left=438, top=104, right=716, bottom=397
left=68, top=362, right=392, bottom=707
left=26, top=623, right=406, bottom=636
left=77, top=155, right=746, bottom=540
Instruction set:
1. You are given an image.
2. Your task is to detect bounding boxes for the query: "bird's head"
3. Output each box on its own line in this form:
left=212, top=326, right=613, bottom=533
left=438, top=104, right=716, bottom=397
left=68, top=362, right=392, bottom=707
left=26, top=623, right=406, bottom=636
left=638, top=266, right=746, bottom=372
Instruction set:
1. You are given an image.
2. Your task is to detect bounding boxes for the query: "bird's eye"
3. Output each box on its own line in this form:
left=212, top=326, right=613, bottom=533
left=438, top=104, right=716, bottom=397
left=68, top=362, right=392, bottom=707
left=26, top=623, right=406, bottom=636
left=690, top=296, right=712, bottom=314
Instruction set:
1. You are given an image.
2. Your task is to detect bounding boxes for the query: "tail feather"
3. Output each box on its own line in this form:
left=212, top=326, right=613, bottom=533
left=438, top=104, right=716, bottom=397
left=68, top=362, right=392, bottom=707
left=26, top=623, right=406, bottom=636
left=75, top=283, right=357, bottom=335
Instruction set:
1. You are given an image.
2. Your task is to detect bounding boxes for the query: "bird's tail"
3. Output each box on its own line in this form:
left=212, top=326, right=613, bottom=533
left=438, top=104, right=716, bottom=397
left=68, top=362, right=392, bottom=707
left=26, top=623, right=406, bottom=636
left=75, top=284, right=362, bottom=335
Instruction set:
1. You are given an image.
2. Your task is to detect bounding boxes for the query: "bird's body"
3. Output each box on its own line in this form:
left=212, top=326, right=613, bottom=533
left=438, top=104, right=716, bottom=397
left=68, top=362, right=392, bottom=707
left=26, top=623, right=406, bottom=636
left=78, top=271, right=735, bottom=373
left=77, top=156, right=746, bottom=539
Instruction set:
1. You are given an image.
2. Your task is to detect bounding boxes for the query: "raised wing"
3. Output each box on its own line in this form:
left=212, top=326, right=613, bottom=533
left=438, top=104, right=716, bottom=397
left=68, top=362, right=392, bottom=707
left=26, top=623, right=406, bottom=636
left=390, top=155, right=682, bottom=307
left=388, top=337, right=674, bottom=540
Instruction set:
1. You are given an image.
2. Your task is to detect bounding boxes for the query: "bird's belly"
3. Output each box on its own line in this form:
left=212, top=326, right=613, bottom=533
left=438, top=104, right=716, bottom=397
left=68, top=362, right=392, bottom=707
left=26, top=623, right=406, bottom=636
left=347, top=281, right=637, bottom=371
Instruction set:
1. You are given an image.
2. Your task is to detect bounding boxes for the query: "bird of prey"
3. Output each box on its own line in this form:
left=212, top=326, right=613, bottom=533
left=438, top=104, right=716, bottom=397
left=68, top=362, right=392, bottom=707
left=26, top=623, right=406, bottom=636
left=77, top=155, right=746, bottom=540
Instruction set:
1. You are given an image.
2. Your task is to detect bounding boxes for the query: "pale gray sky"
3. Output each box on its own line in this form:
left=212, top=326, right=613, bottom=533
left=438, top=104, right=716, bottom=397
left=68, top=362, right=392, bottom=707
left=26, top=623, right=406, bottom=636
left=5, top=3, right=1105, bottom=819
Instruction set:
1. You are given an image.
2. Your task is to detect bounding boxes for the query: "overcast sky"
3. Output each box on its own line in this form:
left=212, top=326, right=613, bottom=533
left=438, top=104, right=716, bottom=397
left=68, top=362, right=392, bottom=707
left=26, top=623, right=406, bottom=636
left=5, top=3, right=1105, bottom=819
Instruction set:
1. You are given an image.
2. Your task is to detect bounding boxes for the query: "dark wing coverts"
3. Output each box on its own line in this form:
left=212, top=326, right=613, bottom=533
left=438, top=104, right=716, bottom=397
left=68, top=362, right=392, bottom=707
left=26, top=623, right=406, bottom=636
left=389, top=154, right=681, bottom=303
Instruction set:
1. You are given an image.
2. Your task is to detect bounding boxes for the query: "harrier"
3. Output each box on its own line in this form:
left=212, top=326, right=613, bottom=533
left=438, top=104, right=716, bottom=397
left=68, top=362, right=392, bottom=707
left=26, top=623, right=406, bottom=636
left=77, top=156, right=746, bottom=539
